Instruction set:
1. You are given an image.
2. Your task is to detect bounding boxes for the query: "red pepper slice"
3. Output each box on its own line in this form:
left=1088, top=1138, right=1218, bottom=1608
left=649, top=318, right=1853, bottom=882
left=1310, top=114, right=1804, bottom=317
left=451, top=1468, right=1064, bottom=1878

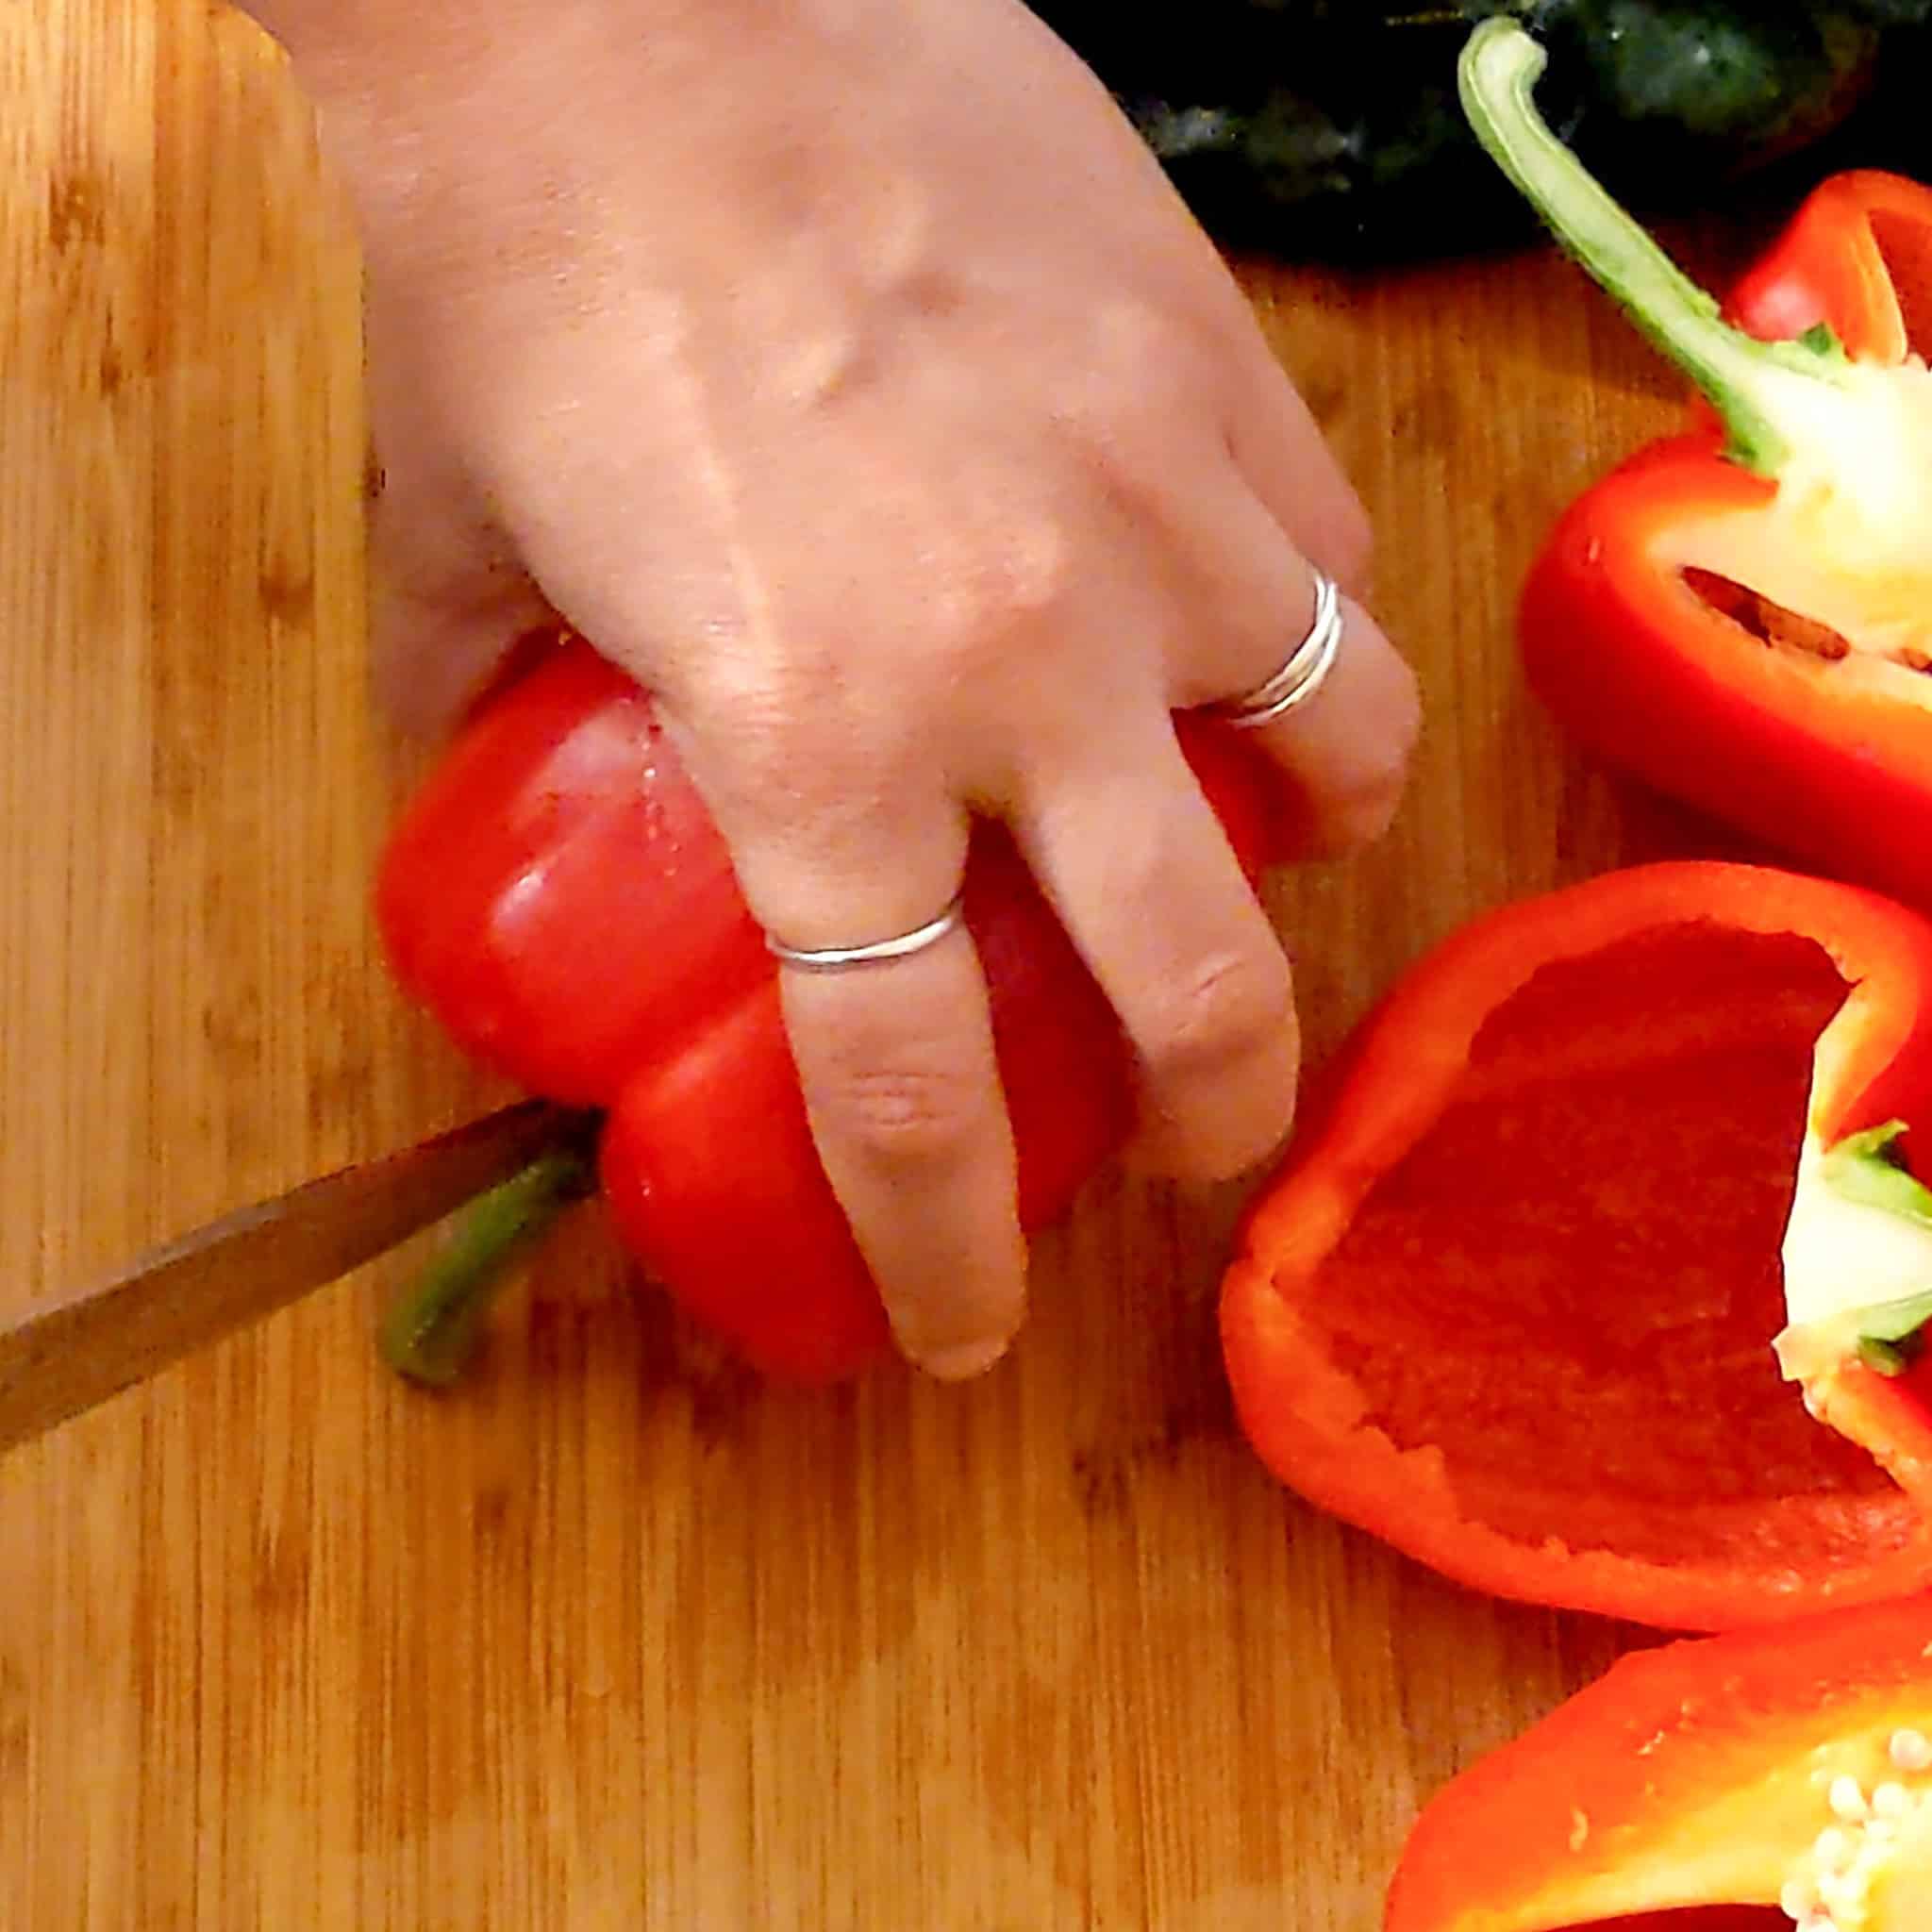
left=1458, top=25, right=1932, bottom=913
left=1220, top=862, right=1932, bottom=1630
left=1385, top=1592, right=1932, bottom=1932
left=377, top=635, right=1285, bottom=1379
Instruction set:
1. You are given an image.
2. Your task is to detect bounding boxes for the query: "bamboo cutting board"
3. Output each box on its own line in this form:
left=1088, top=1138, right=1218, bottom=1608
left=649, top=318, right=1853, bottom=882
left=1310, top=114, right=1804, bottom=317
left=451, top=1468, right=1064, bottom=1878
left=1, top=6, right=1793, bottom=1927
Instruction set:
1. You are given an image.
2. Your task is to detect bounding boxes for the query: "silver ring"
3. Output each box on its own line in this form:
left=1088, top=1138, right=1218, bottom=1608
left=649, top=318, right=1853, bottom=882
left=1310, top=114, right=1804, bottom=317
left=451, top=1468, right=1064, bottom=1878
left=1210, top=570, right=1345, bottom=730
left=765, top=892, right=966, bottom=973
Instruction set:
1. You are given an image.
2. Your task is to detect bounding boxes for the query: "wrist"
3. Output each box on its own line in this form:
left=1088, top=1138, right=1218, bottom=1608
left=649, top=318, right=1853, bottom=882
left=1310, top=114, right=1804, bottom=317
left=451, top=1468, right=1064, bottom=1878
left=238, top=0, right=692, bottom=70
left=233, top=0, right=736, bottom=131
left=234, top=0, right=919, bottom=274
left=232, top=0, right=710, bottom=258
left=238, top=1, right=511, bottom=85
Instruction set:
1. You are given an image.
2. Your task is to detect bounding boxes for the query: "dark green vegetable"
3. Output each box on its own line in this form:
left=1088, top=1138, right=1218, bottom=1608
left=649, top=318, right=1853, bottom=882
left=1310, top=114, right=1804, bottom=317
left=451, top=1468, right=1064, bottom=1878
left=1030, top=0, right=1930, bottom=259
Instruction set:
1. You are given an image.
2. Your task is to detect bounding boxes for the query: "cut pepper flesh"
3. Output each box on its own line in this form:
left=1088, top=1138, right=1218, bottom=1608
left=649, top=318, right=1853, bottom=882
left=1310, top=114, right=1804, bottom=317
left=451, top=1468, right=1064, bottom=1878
left=1221, top=863, right=1932, bottom=1629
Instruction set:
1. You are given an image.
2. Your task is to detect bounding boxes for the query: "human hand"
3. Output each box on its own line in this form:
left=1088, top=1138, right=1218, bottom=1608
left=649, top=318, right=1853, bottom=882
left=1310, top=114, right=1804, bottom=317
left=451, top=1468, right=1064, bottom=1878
left=253, top=0, right=1420, bottom=1378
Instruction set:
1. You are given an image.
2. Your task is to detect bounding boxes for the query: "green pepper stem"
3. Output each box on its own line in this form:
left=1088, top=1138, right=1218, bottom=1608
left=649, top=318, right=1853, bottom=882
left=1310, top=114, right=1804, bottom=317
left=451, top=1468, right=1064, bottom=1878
left=1857, top=1284, right=1932, bottom=1374
left=378, top=1143, right=595, bottom=1389
left=1816, top=1123, right=1932, bottom=1370
left=1824, top=1121, right=1932, bottom=1231
left=1457, top=19, right=1852, bottom=476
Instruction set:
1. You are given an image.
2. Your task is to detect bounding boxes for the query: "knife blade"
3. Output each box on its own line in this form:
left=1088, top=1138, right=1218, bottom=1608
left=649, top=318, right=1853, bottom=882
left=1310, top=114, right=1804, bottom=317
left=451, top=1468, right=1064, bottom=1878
left=0, top=1098, right=589, bottom=1456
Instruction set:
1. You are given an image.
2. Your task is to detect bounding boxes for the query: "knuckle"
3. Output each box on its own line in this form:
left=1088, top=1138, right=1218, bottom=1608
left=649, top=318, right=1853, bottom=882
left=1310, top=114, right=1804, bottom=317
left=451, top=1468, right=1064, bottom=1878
left=1091, top=295, right=1205, bottom=396
left=701, top=694, right=812, bottom=808
left=923, top=507, right=1079, bottom=668
left=812, top=1057, right=991, bottom=1175
left=1141, top=946, right=1294, bottom=1091
left=687, top=670, right=902, bottom=831
left=1058, top=298, right=1218, bottom=451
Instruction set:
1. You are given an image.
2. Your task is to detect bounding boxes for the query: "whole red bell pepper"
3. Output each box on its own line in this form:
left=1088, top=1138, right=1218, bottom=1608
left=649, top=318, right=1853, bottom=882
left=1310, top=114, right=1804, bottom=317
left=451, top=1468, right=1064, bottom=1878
left=1385, top=1591, right=1932, bottom=1932
left=1459, top=23, right=1932, bottom=912
left=376, top=636, right=1285, bottom=1381
left=1220, top=862, right=1932, bottom=1631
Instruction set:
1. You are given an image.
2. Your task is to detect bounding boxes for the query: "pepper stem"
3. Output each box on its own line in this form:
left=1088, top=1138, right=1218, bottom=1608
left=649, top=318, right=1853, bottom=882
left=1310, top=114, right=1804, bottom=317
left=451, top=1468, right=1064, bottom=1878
left=1457, top=19, right=1852, bottom=476
left=1822, top=1124, right=1932, bottom=1374
left=378, top=1143, right=595, bottom=1388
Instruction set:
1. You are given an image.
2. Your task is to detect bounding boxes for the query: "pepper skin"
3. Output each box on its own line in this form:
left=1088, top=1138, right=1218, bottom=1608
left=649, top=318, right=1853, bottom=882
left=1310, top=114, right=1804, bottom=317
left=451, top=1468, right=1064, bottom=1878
left=377, top=636, right=1285, bottom=1381
left=1384, top=1592, right=1932, bottom=1932
left=1220, top=862, right=1932, bottom=1630
left=1724, top=169, right=1932, bottom=363
left=1517, top=168, right=1932, bottom=910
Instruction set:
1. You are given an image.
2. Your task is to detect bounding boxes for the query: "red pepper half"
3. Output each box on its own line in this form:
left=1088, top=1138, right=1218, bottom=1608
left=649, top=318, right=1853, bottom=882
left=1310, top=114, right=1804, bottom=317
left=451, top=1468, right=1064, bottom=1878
left=1384, top=1592, right=1932, bottom=1932
left=1458, top=24, right=1932, bottom=912
left=1220, top=863, right=1932, bottom=1630
left=377, top=637, right=1284, bottom=1381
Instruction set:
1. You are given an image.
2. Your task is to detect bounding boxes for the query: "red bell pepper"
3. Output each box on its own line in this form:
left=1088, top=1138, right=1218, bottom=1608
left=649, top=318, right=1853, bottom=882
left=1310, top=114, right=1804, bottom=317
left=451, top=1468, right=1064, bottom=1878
left=376, top=636, right=1285, bottom=1381
left=1384, top=1591, right=1932, bottom=1932
left=1220, top=862, right=1932, bottom=1631
left=1458, top=23, right=1932, bottom=912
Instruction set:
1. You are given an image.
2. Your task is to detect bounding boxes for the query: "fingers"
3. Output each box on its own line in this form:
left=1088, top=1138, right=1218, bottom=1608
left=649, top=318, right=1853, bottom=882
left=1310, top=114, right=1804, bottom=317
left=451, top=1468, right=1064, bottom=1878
left=776, top=930, right=1027, bottom=1381
left=690, top=767, right=1027, bottom=1381
left=1224, top=342, right=1374, bottom=599
left=1016, top=709, right=1302, bottom=1182
left=1188, top=362, right=1420, bottom=854
left=1153, top=444, right=1418, bottom=857
left=1212, top=561, right=1423, bottom=856
left=1121, top=381, right=1419, bottom=858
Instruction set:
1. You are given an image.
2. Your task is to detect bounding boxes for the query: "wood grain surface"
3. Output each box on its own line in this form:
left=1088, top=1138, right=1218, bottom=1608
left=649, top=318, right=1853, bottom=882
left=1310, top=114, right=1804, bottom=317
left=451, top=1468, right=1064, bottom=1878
left=2, top=6, right=1796, bottom=1928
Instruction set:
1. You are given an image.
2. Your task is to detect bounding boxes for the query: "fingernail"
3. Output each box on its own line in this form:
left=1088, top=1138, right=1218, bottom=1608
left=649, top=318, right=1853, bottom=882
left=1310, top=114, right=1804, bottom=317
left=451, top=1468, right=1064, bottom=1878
left=917, top=1335, right=1013, bottom=1382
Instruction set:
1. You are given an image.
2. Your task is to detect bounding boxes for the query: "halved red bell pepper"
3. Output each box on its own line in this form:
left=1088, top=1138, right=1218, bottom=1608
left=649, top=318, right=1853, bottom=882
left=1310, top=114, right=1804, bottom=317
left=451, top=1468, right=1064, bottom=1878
left=1458, top=24, right=1932, bottom=912
left=376, top=635, right=1285, bottom=1381
left=1220, top=862, right=1932, bottom=1631
left=1385, top=1591, right=1932, bottom=1932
